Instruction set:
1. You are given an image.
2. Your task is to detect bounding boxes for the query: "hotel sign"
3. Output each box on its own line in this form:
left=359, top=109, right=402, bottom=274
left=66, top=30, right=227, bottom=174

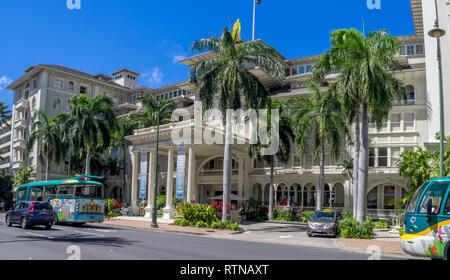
left=139, top=149, right=148, bottom=199
left=175, top=145, right=186, bottom=199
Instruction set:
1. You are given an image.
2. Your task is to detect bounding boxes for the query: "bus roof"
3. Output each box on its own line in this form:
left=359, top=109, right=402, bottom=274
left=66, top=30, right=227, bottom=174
left=18, top=176, right=104, bottom=189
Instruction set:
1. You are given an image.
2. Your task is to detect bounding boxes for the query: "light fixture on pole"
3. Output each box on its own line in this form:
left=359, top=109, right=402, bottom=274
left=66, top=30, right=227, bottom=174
left=428, top=0, right=446, bottom=177
left=252, top=0, right=262, bottom=41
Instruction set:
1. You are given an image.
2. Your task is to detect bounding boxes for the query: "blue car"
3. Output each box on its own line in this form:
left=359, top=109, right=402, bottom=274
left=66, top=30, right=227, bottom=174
left=5, top=201, right=55, bottom=229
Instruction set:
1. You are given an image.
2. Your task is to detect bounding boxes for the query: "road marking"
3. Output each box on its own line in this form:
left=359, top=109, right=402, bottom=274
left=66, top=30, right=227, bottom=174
left=94, top=229, right=116, bottom=233
left=73, top=230, right=105, bottom=237
left=280, top=235, right=293, bottom=239
left=25, top=232, right=54, bottom=239
left=53, top=226, right=64, bottom=230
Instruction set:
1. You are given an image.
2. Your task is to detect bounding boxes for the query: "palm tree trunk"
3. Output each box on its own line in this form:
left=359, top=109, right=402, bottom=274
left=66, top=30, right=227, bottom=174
left=46, top=150, right=50, bottom=181
left=85, top=146, right=91, bottom=175
left=317, top=141, right=324, bottom=212
left=122, top=144, right=127, bottom=203
left=222, top=112, right=233, bottom=222
left=353, top=104, right=360, bottom=219
left=357, top=102, right=369, bottom=223
left=268, top=155, right=275, bottom=220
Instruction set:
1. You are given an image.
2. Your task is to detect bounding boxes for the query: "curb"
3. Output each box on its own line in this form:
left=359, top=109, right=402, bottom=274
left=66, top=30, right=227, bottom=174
left=334, top=239, right=425, bottom=259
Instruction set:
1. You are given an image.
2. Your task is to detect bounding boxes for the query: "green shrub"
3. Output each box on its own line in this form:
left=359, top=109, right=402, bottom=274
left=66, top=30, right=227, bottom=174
left=300, top=211, right=315, bottom=223
left=173, top=219, right=181, bottom=225
left=211, top=221, right=223, bottom=229
left=157, top=209, right=163, bottom=216
left=373, top=219, right=392, bottom=229
left=156, top=195, right=166, bottom=210
left=339, top=217, right=374, bottom=239
left=398, top=227, right=405, bottom=237
left=195, top=221, right=207, bottom=228
left=176, top=202, right=220, bottom=226
left=179, top=219, right=190, bottom=227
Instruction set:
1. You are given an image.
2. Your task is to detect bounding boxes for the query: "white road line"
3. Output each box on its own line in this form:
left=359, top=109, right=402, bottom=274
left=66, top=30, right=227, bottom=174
left=25, top=232, right=54, bottom=239
left=73, top=230, right=105, bottom=237
left=280, top=235, right=293, bottom=239
left=53, top=227, right=64, bottom=230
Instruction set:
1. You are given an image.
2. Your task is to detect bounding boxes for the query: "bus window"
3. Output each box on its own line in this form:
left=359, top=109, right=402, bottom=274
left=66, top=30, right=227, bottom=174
left=16, top=188, right=27, bottom=201
left=445, top=195, right=450, bottom=215
left=45, top=186, right=57, bottom=196
left=406, top=182, right=428, bottom=213
left=30, top=187, right=44, bottom=201
left=418, top=182, right=449, bottom=214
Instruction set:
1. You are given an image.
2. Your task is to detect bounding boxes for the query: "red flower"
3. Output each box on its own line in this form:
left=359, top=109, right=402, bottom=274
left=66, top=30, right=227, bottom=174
left=430, top=246, right=439, bottom=256
left=226, top=203, right=230, bottom=208
left=231, top=206, right=235, bottom=211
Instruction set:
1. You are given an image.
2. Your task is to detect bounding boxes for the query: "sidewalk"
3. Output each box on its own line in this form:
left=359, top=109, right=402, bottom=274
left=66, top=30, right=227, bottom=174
left=335, top=229, right=424, bottom=259
left=102, top=216, right=238, bottom=236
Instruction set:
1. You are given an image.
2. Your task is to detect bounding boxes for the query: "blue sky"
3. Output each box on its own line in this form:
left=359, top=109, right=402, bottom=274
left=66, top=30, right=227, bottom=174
left=0, top=0, right=415, bottom=109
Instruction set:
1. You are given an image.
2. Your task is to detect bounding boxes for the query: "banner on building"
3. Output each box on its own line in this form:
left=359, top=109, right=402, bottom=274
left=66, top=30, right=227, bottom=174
left=175, top=145, right=186, bottom=200
left=139, top=149, right=148, bottom=199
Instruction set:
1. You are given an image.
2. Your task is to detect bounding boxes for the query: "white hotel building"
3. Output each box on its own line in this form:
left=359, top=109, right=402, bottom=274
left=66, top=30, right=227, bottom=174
left=5, top=0, right=450, bottom=219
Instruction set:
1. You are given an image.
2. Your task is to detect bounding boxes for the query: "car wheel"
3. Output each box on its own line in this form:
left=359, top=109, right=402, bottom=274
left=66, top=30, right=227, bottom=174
left=5, top=215, right=12, bottom=227
left=307, top=232, right=312, bottom=237
left=21, top=217, right=29, bottom=229
left=45, top=223, right=52, bottom=230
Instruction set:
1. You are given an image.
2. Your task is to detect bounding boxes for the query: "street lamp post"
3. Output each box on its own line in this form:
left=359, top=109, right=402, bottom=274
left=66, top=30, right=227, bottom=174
left=252, top=0, right=261, bottom=41
left=428, top=0, right=446, bottom=177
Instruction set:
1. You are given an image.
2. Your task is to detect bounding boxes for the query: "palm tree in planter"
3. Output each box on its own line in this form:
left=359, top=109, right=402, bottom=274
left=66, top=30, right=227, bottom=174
left=190, top=21, right=285, bottom=222
left=27, top=110, right=64, bottom=181
left=249, top=100, right=294, bottom=220
left=288, top=81, right=348, bottom=212
left=69, top=94, right=117, bottom=175
left=312, top=29, right=405, bottom=222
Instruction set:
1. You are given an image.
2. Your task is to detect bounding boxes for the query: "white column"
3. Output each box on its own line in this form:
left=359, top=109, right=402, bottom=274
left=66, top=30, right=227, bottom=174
left=163, top=146, right=175, bottom=219
left=145, top=149, right=155, bottom=219
left=131, top=150, right=139, bottom=215
left=186, top=145, right=195, bottom=202
left=261, top=184, right=265, bottom=203
left=238, top=157, right=244, bottom=199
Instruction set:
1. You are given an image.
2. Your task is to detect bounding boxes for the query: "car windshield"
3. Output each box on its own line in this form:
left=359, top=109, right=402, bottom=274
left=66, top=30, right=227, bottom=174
left=312, top=212, right=334, bottom=220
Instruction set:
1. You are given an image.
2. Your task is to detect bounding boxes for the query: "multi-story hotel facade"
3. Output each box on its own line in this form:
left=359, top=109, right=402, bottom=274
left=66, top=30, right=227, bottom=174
left=5, top=0, right=449, bottom=220
left=0, top=119, right=11, bottom=176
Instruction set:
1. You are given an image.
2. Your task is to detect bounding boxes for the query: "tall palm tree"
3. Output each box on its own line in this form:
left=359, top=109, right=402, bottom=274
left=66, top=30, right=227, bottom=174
left=140, top=95, right=176, bottom=128
left=0, top=101, right=11, bottom=128
left=249, top=100, right=294, bottom=220
left=313, top=29, right=405, bottom=222
left=288, top=81, right=348, bottom=212
left=111, top=116, right=140, bottom=203
left=27, top=110, right=63, bottom=181
left=54, top=112, right=76, bottom=176
left=190, top=21, right=284, bottom=222
left=69, top=94, right=117, bottom=175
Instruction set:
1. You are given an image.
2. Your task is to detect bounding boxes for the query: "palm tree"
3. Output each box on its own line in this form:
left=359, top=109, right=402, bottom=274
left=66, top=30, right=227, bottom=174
left=249, top=100, right=294, bottom=220
left=140, top=95, right=176, bottom=128
left=190, top=21, right=284, bottom=222
left=27, top=110, right=64, bottom=181
left=0, top=101, right=11, bottom=128
left=288, top=81, right=348, bottom=212
left=313, top=29, right=405, bottom=222
left=54, top=112, right=76, bottom=176
left=69, top=94, right=117, bottom=175
left=111, top=116, right=140, bottom=203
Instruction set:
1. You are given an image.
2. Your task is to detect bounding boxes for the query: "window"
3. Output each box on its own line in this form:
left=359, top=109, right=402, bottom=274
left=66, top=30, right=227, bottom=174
left=54, top=80, right=62, bottom=89
left=16, top=188, right=27, bottom=201
left=33, top=79, right=38, bottom=89
left=391, top=147, right=401, bottom=167
left=305, top=65, right=312, bottom=73
left=369, top=148, right=375, bottom=167
left=384, top=185, right=396, bottom=209
left=291, top=66, right=298, bottom=76
left=416, top=44, right=424, bottom=55
left=378, top=147, right=388, bottom=167
left=367, top=187, right=378, bottom=209
left=445, top=193, right=450, bottom=215
left=418, top=181, right=449, bottom=214
left=293, top=155, right=301, bottom=167
left=298, top=66, right=305, bottom=74
left=30, top=187, right=44, bottom=202
left=391, top=114, right=401, bottom=132
left=68, top=81, right=74, bottom=91
left=80, top=86, right=87, bottom=94
left=404, top=113, right=415, bottom=131
left=406, top=183, right=425, bottom=213
left=406, top=45, right=415, bottom=55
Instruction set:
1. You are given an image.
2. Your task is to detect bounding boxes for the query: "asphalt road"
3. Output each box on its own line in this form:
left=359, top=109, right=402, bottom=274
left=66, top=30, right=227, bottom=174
left=0, top=213, right=400, bottom=260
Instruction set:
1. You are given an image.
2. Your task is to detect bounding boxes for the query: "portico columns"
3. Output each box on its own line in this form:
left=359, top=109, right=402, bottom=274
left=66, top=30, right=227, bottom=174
left=186, top=145, right=195, bottom=202
left=163, top=146, right=175, bottom=219
left=131, top=150, right=139, bottom=215
left=145, top=149, right=155, bottom=219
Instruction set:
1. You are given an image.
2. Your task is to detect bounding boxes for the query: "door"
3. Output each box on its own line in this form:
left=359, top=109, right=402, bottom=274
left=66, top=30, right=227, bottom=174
left=11, top=202, right=26, bottom=222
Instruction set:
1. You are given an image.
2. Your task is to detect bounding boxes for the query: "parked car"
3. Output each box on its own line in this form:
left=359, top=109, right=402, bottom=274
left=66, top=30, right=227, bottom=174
left=307, top=211, right=341, bottom=237
left=5, top=201, right=55, bottom=229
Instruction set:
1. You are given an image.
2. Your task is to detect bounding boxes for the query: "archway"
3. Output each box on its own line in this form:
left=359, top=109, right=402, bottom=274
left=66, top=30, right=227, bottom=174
left=304, top=183, right=316, bottom=208
left=332, top=182, right=345, bottom=207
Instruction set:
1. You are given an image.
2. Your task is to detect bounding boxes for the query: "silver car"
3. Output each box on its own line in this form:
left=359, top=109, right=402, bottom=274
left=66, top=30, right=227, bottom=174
left=307, top=211, right=341, bottom=237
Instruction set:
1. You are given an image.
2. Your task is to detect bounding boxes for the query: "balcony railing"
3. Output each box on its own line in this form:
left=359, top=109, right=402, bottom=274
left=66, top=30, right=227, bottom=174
left=15, top=99, right=29, bottom=111
left=13, top=139, right=26, bottom=150
left=14, top=119, right=27, bottom=129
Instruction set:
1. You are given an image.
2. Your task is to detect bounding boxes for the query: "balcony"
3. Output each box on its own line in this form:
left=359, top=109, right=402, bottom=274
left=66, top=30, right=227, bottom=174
left=15, top=99, right=29, bottom=111
left=13, top=139, right=26, bottom=150
left=12, top=161, right=24, bottom=170
left=14, top=119, right=27, bottom=130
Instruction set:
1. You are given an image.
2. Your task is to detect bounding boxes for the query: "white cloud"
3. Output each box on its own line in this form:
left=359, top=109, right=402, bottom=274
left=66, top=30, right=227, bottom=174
left=172, top=54, right=186, bottom=63
left=0, top=75, right=12, bottom=91
left=142, top=67, right=164, bottom=87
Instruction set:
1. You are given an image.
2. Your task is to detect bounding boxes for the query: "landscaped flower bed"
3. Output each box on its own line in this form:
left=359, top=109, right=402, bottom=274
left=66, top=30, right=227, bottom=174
left=173, top=201, right=241, bottom=231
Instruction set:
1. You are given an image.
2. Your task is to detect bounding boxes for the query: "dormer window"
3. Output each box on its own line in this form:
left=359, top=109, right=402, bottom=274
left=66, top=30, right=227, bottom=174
left=68, top=81, right=74, bottom=91
left=80, top=86, right=87, bottom=94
